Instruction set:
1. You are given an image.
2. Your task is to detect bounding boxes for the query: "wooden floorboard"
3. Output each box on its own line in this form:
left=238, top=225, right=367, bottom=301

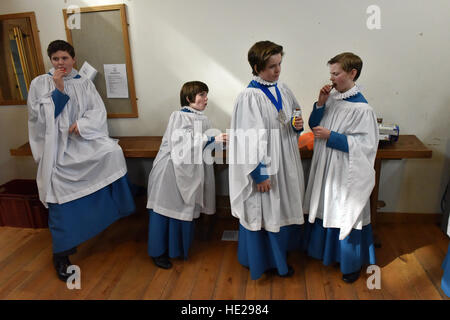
left=304, top=256, right=327, bottom=299
left=271, top=251, right=307, bottom=300
left=189, top=238, right=226, bottom=299
left=384, top=224, right=442, bottom=300
left=211, top=241, right=248, bottom=300
left=0, top=212, right=449, bottom=300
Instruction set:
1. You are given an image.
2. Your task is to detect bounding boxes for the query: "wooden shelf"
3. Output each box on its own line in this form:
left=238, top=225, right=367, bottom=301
left=376, top=135, right=432, bottom=159
left=10, top=136, right=314, bottom=159
left=11, top=135, right=431, bottom=160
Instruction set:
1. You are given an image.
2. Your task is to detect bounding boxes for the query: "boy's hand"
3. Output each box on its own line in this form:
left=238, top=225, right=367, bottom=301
left=257, top=179, right=271, bottom=193
left=293, top=116, right=304, bottom=130
left=317, top=84, right=333, bottom=107
left=312, top=126, right=331, bottom=139
left=53, top=67, right=66, bottom=93
left=215, top=133, right=228, bottom=144
left=69, top=122, right=80, bottom=135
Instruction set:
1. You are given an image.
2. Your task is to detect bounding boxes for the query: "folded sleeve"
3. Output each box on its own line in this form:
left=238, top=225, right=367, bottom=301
left=51, top=89, right=70, bottom=118
left=250, top=162, right=269, bottom=184
left=76, top=80, right=108, bottom=140
left=326, top=131, right=349, bottom=152
left=308, top=102, right=325, bottom=129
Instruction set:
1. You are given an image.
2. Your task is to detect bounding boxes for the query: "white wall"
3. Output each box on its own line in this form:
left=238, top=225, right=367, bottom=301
left=1, top=0, right=449, bottom=213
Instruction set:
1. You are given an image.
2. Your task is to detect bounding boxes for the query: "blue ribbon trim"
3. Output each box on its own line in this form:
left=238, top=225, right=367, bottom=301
left=248, top=80, right=283, bottom=112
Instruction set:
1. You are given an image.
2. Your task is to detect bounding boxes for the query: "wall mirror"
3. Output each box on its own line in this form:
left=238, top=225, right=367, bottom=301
left=63, top=4, right=138, bottom=118
left=0, top=12, right=45, bottom=105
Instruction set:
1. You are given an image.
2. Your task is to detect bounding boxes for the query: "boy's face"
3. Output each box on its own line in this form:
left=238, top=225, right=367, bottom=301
left=189, top=91, right=208, bottom=111
left=257, top=53, right=282, bottom=83
left=329, top=63, right=356, bottom=93
left=50, top=50, right=75, bottom=74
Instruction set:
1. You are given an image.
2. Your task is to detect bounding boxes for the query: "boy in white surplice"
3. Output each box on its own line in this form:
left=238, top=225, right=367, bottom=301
left=303, top=52, right=379, bottom=283
left=229, top=41, right=306, bottom=280
left=146, top=81, right=227, bottom=269
left=27, top=40, right=135, bottom=282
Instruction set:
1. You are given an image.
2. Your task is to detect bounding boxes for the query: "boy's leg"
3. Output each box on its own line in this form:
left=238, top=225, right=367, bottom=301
left=53, top=247, right=77, bottom=282
left=152, top=252, right=172, bottom=269
left=148, top=210, right=172, bottom=269
left=342, top=269, right=361, bottom=283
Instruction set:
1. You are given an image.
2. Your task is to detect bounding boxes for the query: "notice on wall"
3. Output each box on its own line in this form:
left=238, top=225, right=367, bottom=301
left=79, top=61, right=98, bottom=81
left=104, top=64, right=129, bottom=98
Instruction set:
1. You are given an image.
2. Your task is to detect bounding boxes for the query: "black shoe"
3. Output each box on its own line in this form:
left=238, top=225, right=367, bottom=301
left=152, top=254, right=172, bottom=269
left=342, top=269, right=361, bottom=283
left=278, top=265, right=295, bottom=278
left=53, top=256, right=72, bottom=282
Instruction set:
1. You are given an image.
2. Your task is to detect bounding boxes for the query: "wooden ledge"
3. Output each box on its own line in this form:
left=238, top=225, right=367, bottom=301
left=10, top=135, right=431, bottom=159
left=376, top=135, right=432, bottom=159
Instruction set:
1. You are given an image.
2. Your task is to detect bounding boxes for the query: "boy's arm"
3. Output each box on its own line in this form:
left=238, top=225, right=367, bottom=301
left=326, top=131, right=349, bottom=152
left=313, top=126, right=349, bottom=153
left=308, top=102, right=325, bottom=129
left=310, top=84, right=332, bottom=129
left=250, top=162, right=269, bottom=184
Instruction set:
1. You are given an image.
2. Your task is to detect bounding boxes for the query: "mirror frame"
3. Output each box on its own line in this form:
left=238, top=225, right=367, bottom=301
left=0, top=12, right=45, bottom=106
left=62, top=4, right=139, bottom=118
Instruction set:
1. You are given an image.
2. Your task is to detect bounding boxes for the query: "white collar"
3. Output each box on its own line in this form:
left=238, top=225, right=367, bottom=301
left=181, top=106, right=204, bottom=115
left=333, top=84, right=360, bottom=100
left=253, top=75, right=278, bottom=86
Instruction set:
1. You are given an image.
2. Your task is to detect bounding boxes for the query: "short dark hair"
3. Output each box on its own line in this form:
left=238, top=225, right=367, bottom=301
left=47, top=40, right=75, bottom=58
left=180, top=81, right=209, bottom=107
left=248, top=41, right=284, bottom=76
left=328, top=52, right=363, bottom=81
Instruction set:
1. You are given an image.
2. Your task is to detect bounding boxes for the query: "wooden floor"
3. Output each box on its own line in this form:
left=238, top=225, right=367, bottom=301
left=0, top=210, right=449, bottom=300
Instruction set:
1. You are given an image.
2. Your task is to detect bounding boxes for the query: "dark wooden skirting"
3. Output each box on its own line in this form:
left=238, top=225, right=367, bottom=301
left=375, top=212, right=442, bottom=224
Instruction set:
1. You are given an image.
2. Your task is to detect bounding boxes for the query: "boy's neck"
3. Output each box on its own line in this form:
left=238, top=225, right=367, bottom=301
left=189, top=104, right=204, bottom=112
left=339, top=82, right=356, bottom=93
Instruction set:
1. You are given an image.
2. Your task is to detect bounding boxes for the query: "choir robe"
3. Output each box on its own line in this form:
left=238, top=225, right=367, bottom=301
left=228, top=76, right=305, bottom=279
left=229, top=79, right=305, bottom=232
left=303, top=85, right=379, bottom=240
left=146, top=106, right=216, bottom=259
left=27, top=68, right=135, bottom=253
left=302, top=85, right=378, bottom=274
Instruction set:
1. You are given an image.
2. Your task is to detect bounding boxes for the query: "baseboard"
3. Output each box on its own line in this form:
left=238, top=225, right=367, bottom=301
left=375, top=212, right=441, bottom=224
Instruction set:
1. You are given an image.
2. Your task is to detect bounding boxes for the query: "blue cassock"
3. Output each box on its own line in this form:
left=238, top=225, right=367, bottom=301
left=48, top=78, right=136, bottom=253
left=48, top=174, right=135, bottom=254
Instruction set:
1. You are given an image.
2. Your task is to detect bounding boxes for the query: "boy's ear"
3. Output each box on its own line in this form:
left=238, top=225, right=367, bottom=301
left=350, top=68, right=357, bottom=80
left=186, top=96, right=191, bottom=104
left=253, top=64, right=258, bottom=75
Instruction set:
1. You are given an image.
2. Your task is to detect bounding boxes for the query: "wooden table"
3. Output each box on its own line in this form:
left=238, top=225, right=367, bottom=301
left=369, top=136, right=432, bottom=245
left=10, top=135, right=431, bottom=222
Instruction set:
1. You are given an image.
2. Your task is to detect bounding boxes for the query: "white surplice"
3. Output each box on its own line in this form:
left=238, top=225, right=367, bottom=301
left=146, top=107, right=215, bottom=221
left=303, top=85, right=379, bottom=240
left=27, top=68, right=127, bottom=207
left=229, top=78, right=305, bottom=232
